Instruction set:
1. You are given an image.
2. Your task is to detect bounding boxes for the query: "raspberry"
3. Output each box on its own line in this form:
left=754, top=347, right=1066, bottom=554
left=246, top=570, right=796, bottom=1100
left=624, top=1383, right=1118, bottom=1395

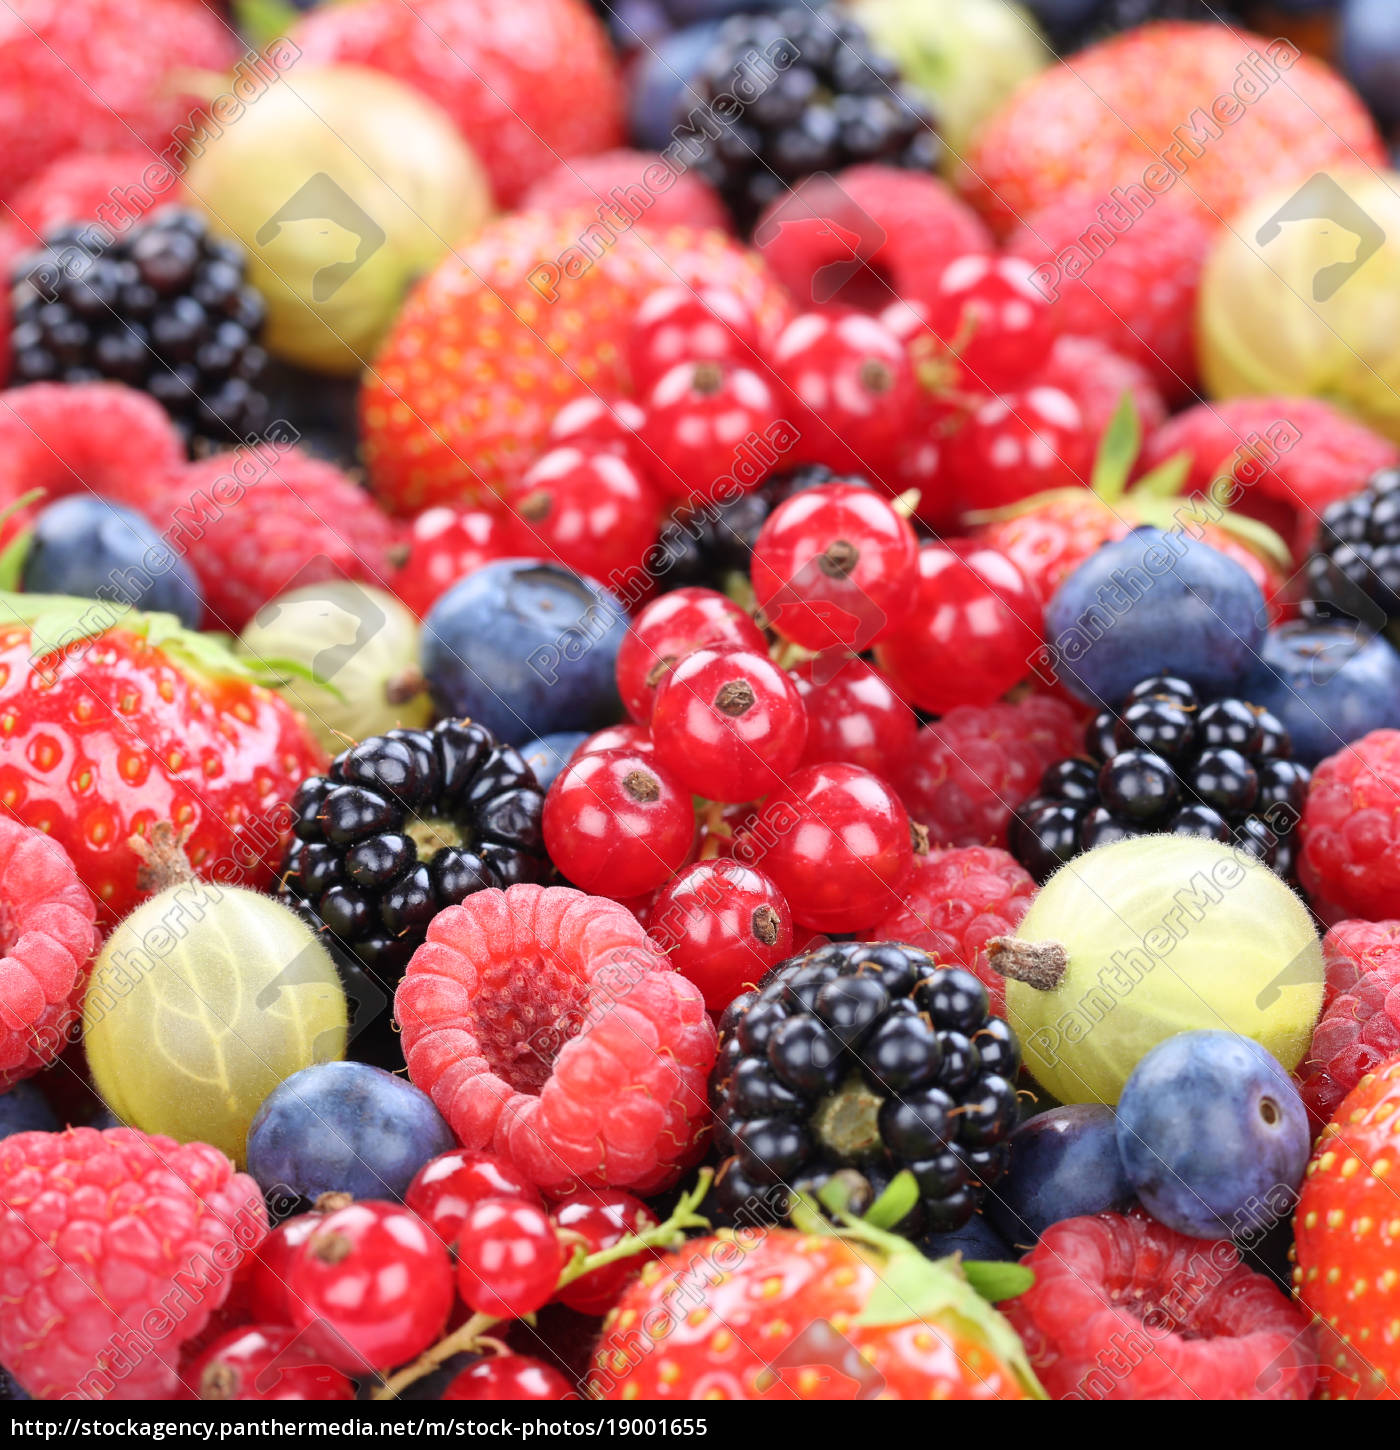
left=0, top=1127, right=266, bottom=1400
left=395, top=885, right=716, bottom=1195
left=0, top=382, right=185, bottom=546
left=866, top=847, right=1036, bottom=1018
left=166, top=444, right=398, bottom=631
left=1004, top=194, right=1215, bottom=399
left=1299, top=730, right=1400, bottom=922
left=897, top=696, right=1083, bottom=852
left=0, top=0, right=234, bottom=201
left=0, top=818, right=97, bottom=1089
left=754, top=164, right=992, bottom=312
left=519, top=150, right=730, bottom=234
left=9, top=149, right=181, bottom=243
left=1139, top=397, right=1398, bottom=559
left=1002, top=1212, right=1317, bottom=1400
left=1299, top=921, right=1400, bottom=1132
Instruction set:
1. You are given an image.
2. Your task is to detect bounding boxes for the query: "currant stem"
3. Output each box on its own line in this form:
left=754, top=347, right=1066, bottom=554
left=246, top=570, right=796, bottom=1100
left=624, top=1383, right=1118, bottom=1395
left=371, top=1312, right=499, bottom=1400
left=986, top=936, right=1069, bottom=992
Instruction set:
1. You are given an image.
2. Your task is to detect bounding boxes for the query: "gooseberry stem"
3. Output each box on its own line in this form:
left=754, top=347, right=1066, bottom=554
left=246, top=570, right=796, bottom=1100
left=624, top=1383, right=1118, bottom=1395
left=986, top=937, right=1069, bottom=992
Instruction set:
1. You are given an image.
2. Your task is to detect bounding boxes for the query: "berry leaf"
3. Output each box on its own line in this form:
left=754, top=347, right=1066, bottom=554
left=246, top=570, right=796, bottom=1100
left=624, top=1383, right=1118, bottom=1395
left=960, top=1259, right=1035, bottom=1303
left=1090, top=393, right=1142, bottom=505
left=864, top=1169, right=919, bottom=1231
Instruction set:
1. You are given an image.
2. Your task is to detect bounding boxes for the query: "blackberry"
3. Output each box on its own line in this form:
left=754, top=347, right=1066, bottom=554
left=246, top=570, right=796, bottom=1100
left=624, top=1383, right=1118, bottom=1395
left=1032, top=1, right=1240, bottom=54
left=1011, top=676, right=1310, bottom=883
left=710, top=941, right=1020, bottom=1237
left=1302, top=468, right=1400, bottom=640
left=692, top=7, right=938, bottom=231
left=278, top=719, right=548, bottom=977
left=10, top=209, right=270, bottom=448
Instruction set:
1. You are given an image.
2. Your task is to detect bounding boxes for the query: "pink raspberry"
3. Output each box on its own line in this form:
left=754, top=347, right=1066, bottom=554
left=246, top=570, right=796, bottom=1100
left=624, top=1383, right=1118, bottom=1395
left=0, top=1127, right=266, bottom=1400
left=866, top=846, right=1035, bottom=1017
left=396, top=885, right=717, bottom=1195
left=0, top=818, right=97, bottom=1089
left=1296, top=920, right=1400, bottom=1132
left=520, top=149, right=730, bottom=234
left=1299, top=731, right=1400, bottom=923
left=1003, top=1213, right=1316, bottom=1400
left=9, top=149, right=181, bottom=244
left=898, top=696, right=1083, bottom=852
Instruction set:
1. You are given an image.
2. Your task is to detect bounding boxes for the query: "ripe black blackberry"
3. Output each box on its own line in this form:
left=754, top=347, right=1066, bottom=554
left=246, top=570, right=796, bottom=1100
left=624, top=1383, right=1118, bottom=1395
left=1011, top=676, right=1311, bottom=883
left=693, top=7, right=938, bottom=231
left=1037, top=1, right=1240, bottom=54
left=10, top=209, right=270, bottom=448
left=1302, top=468, right=1400, bottom=639
left=710, top=941, right=1020, bottom=1237
left=278, top=719, right=548, bottom=977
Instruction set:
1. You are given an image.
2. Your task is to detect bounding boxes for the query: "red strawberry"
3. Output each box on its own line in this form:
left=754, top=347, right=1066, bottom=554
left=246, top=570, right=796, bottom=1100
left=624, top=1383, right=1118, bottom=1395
left=589, top=1227, right=1041, bottom=1400
left=521, top=149, right=730, bottom=234
left=1138, top=396, right=1398, bottom=560
left=361, top=213, right=790, bottom=513
left=291, top=0, right=624, bottom=206
left=1294, top=1056, right=1400, bottom=1399
left=164, top=443, right=400, bottom=632
left=0, top=0, right=234, bottom=201
left=962, top=23, right=1384, bottom=239
left=0, top=600, right=325, bottom=924
left=9, top=149, right=181, bottom=244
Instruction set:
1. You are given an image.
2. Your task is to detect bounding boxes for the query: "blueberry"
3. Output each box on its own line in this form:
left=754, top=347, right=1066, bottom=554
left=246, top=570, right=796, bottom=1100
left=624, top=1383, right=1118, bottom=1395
left=918, top=1211, right=1016, bottom=1265
left=20, top=495, right=203, bottom=627
left=986, top=1104, right=1133, bottom=1249
left=518, top=731, right=588, bottom=793
left=422, top=560, right=627, bottom=745
left=628, top=22, right=724, bottom=149
left=0, top=1081, right=58, bottom=1139
left=1116, top=1031, right=1310, bottom=1241
left=1242, top=621, right=1400, bottom=766
left=245, top=1061, right=454, bottom=1203
left=1341, top=0, right=1400, bottom=128
left=1043, top=528, right=1266, bottom=707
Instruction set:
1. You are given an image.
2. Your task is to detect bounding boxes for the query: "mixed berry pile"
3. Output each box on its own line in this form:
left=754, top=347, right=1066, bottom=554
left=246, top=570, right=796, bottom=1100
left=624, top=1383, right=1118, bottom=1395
left=1, top=0, right=1400, bottom=1409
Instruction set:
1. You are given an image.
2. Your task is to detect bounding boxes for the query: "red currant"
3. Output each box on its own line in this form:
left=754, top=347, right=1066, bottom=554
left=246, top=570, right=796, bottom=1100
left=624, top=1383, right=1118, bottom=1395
left=945, top=385, right=1094, bottom=515
left=733, top=762, right=916, bottom=932
left=638, top=360, right=782, bottom=505
left=791, top=655, right=916, bottom=777
left=286, top=1201, right=454, bottom=1374
left=551, top=1189, right=660, bottom=1315
left=505, top=446, right=661, bottom=586
left=548, top=394, right=647, bottom=459
left=442, top=1355, right=572, bottom=1400
left=455, top=1197, right=564, bottom=1320
left=576, top=722, right=654, bottom=757
left=542, top=747, right=696, bottom=897
left=651, top=646, right=807, bottom=803
left=615, top=586, right=767, bottom=724
left=649, top=858, right=793, bottom=1010
left=627, top=286, right=764, bottom=391
left=406, top=1149, right=542, bottom=1251
left=191, top=1326, right=355, bottom=1402
left=393, top=506, right=509, bottom=619
left=751, top=482, right=918, bottom=653
left=767, top=311, right=918, bottom=475
left=876, top=296, right=931, bottom=346
left=247, top=1212, right=321, bottom=1325
left=930, top=254, right=1054, bottom=388
left=875, top=541, right=1042, bottom=713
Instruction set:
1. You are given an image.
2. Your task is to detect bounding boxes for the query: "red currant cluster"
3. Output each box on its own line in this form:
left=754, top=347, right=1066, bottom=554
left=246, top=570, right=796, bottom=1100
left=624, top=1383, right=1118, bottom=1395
left=186, top=1148, right=694, bottom=1402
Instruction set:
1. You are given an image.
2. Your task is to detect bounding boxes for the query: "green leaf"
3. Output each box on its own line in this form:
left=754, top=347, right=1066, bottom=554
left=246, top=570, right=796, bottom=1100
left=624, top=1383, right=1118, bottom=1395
left=1199, top=509, right=1293, bottom=570
left=1128, top=451, right=1191, bottom=501
left=961, top=1259, right=1035, bottom=1303
left=1090, top=393, right=1142, bottom=505
left=0, top=489, right=46, bottom=592
left=233, top=0, right=302, bottom=46
left=864, top=1169, right=920, bottom=1231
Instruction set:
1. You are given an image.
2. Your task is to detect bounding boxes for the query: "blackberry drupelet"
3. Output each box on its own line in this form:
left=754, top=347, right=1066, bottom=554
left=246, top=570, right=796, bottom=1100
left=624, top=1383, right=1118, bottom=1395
left=1011, top=676, right=1310, bottom=883
left=278, top=720, right=548, bottom=978
left=10, top=209, right=270, bottom=447
left=693, top=7, right=938, bottom=231
left=1303, top=468, right=1400, bottom=639
left=710, top=940, right=1020, bottom=1237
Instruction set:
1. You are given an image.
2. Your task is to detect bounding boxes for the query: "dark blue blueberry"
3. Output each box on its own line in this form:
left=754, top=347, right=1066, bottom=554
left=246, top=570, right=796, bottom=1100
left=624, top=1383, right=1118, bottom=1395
left=20, top=495, right=203, bottom=627
left=987, top=1103, right=1133, bottom=1250
left=1043, top=528, right=1265, bottom=707
left=246, top=1061, right=454, bottom=1203
left=421, top=560, right=628, bottom=745
left=918, top=1211, right=1016, bottom=1264
left=1341, top=0, right=1400, bottom=127
left=628, top=21, right=724, bottom=149
left=1242, top=621, right=1400, bottom=766
left=518, top=731, right=588, bottom=793
left=0, top=1081, right=58, bottom=1139
left=1116, top=1031, right=1310, bottom=1241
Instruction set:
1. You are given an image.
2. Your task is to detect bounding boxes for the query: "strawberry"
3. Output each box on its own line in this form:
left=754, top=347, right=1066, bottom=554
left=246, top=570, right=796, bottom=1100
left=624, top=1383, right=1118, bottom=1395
left=961, top=22, right=1384, bottom=240
left=291, top=0, right=623, bottom=207
left=361, top=212, right=791, bottom=513
left=975, top=398, right=1291, bottom=610
left=588, top=1224, right=1041, bottom=1401
left=0, top=596, right=325, bottom=924
left=1294, top=1056, right=1400, bottom=1400
left=9, top=149, right=181, bottom=244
